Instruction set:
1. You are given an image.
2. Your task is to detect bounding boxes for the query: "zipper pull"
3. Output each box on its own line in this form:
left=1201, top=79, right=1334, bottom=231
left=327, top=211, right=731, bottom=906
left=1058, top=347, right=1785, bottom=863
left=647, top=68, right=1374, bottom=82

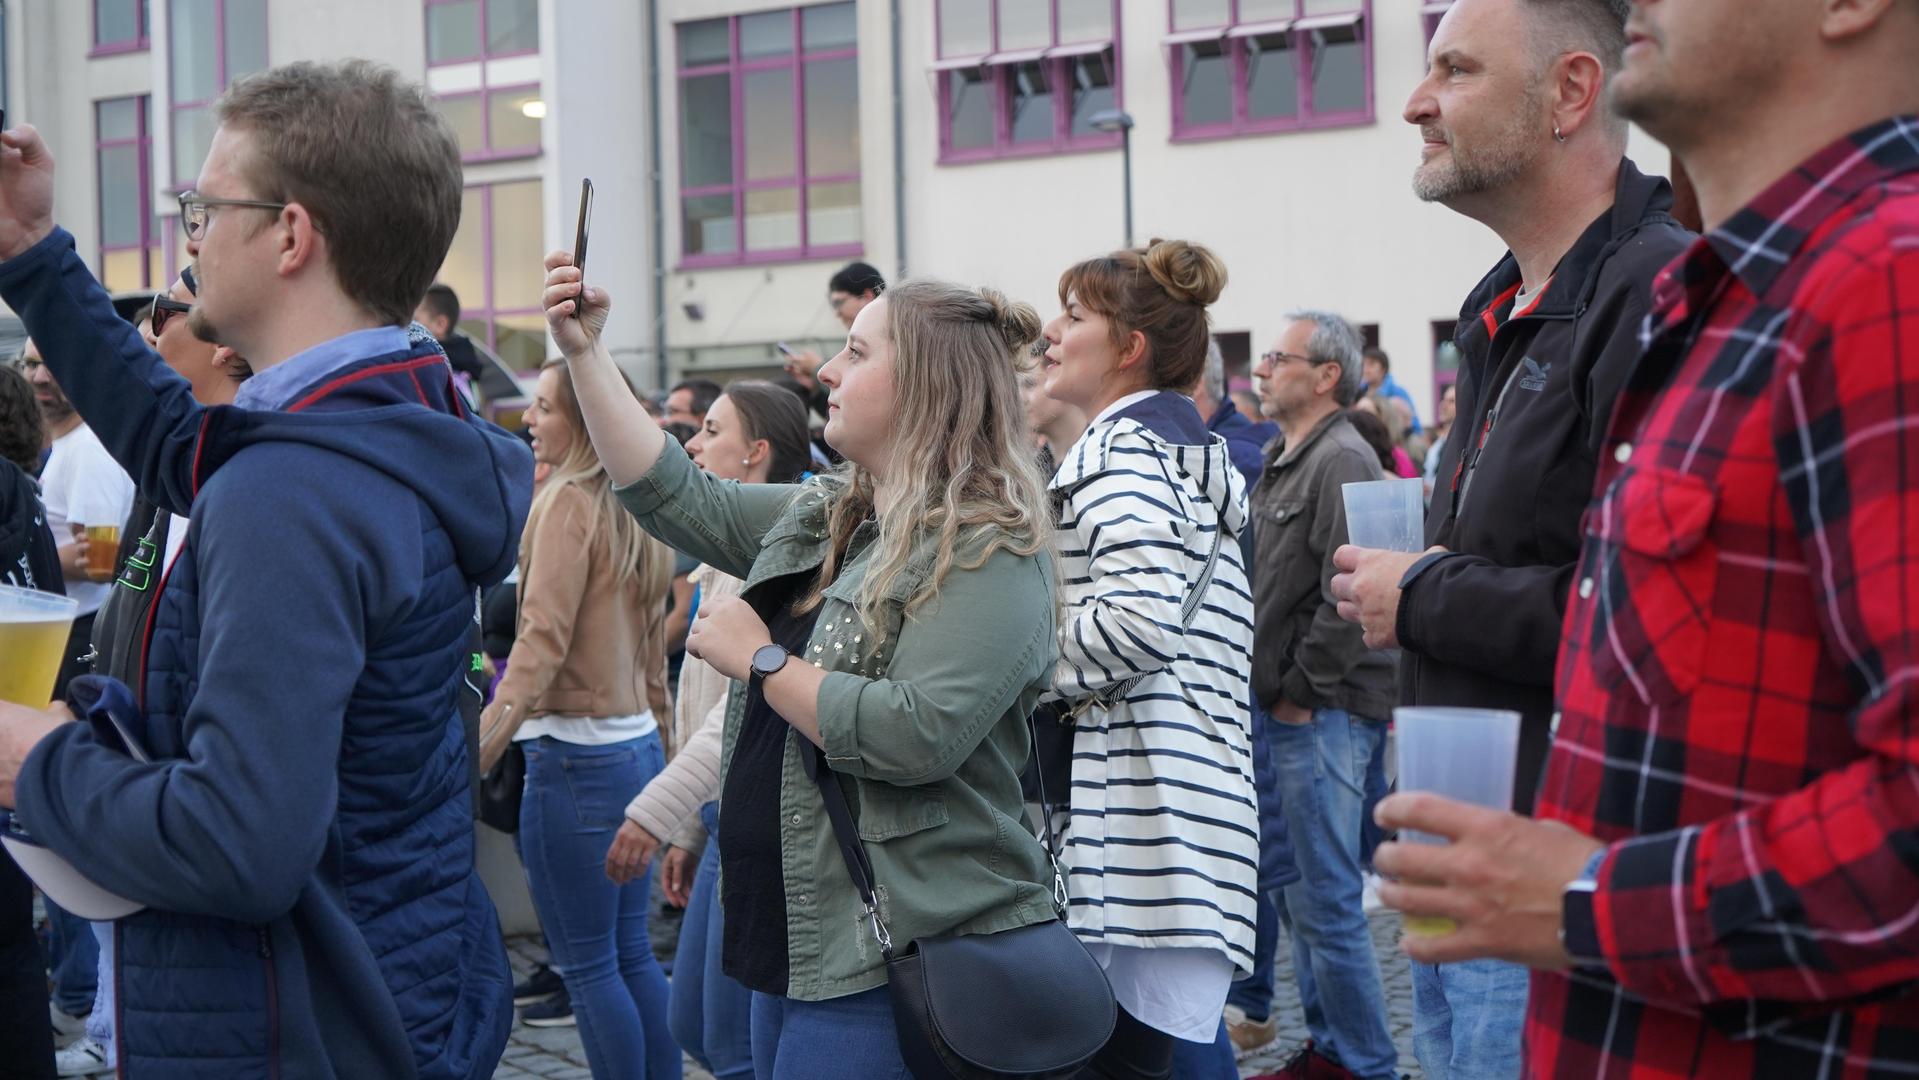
left=257, top=927, right=272, bottom=958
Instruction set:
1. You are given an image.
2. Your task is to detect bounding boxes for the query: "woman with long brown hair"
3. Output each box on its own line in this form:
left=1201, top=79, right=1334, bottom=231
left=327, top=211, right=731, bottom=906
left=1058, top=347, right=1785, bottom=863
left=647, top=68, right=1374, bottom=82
left=479, top=360, right=678, bottom=1080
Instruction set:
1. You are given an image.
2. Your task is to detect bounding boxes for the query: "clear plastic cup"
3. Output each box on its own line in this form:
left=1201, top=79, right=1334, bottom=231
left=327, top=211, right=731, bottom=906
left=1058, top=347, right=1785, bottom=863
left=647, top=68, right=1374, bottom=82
left=1342, top=478, right=1426, bottom=553
left=0, top=585, right=79, bottom=709
left=1391, top=706, right=1521, bottom=935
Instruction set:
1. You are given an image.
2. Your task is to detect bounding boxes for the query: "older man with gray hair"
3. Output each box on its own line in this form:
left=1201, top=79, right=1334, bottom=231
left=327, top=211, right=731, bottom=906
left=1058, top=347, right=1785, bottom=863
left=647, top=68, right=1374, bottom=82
left=1246, top=311, right=1398, bottom=1080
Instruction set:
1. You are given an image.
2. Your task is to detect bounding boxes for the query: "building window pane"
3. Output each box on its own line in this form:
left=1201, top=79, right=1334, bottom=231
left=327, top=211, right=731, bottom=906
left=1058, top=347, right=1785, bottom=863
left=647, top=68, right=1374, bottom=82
left=1309, top=23, right=1365, bottom=113
left=485, top=0, right=537, bottom=55
left=1056, top=0, right=1111, bottom=42
left=996, top=0, right=1050, bottom=51
left=1301, top=0, right=1361, bottom=15
left=807, top=181, right=860, bottom=245
left=1239, top=0, right=1295, bottom=22
left=98, top=98, right=140, bottom=141
left=680, top=73, right=733, bottom=187
left=1180, top=40, right=1231, bottom=127
left=1066, top=51, right=1115, bottom=137
left=802, top=2, right=856, bottom=51
left=680, top=17, right=730, bottom=66
left=170, top=0, right=219, bottom=102
left=171, top=105, right=215, bottom=187
left=493, top=314, right=546, bottom=371
left=488, top=180, right=544, bottom=312
left=1172, top=0, right=1230, bottom=31
left=488, top=87, right=542, bottom=151
left=947, top=68, right=993, bottom=150
left=804, top=57, right=860, bottom=176
left=95, top=0, right=141, bottom=47
left=438, top=187, right=485, bottom=309
left=427, top=0, right=481, bottom=63
left=1007, top=61, right=1053, bottom=144
left=742, top=68, right=797, bottom=182
left=744, top=187, right=800, bottom=251
left=682, top=194, right=737, bottom=255
left=740, top=10, right=793, bottom=60
left=938, top=0, right=990, bottom=56
left=224, top=0, right=268, bottom=80
left=101, top=250, right=144, bottom=293
left=438, top=95, right=483, bottom=155
left=1246, top=33, right=1298, bottom=120
left=99, top=145, right=143, bottom=247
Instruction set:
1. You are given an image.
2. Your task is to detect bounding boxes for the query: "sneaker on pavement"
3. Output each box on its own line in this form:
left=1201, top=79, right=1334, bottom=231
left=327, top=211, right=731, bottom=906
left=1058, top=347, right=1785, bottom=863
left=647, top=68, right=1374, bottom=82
left=55, top=1035, right=110, bottom=1078
left=49, top=1004, right=88, bottom=1049
left=512, top=963, right=564, bottom=1006
left=1361, top=872, right=1385, bottom=915
left=520, top=986, right=576, bottom=1028
left=1223, top=1003, right=1279, bottom=1060
left=1250, top=1040, right=1362, bottom=1080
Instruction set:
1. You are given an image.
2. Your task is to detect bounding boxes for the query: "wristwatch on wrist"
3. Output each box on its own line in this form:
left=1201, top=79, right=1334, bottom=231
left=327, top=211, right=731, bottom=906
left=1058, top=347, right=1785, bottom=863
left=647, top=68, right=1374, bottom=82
left=1559, top=845, right=1609, bottom=965
left=749, top=644, right=791, bottom=688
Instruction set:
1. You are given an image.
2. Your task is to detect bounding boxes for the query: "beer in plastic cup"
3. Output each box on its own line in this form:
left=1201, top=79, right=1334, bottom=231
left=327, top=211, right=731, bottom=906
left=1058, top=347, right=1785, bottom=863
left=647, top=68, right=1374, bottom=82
left=1342, top=478, right=1425, bottom=553
left=0, top=585, right=79, bottom=709
left=85, top=524, right=119, bottom=580
left=1391, top=706, right=1522, bottom=936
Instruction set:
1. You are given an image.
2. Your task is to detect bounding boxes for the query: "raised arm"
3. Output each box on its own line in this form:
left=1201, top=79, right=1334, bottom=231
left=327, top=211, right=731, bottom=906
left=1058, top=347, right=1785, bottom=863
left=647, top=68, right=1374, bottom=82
left=542, top=250, right=666, bottom=487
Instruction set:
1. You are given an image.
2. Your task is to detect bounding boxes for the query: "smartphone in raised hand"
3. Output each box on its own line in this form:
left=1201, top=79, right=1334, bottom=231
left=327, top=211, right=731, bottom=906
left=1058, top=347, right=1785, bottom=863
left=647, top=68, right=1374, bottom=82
left=571, top=178, right=593, bottom=317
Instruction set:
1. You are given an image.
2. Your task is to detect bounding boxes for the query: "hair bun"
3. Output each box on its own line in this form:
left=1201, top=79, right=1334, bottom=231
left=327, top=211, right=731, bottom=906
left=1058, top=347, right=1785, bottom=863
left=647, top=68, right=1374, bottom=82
left=1140, top=238, right=1226, bottom=308
left=977, top=287, right=1042, bottom=354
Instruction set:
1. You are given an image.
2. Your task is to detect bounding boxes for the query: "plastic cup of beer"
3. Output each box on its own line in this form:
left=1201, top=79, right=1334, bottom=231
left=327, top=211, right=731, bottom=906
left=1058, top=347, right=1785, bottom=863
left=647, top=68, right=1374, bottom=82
left=1342, top=478, right=1425, bottom=553
left=0, top=585, right=79, bottom=709
left=85, top=524, right=119, bottom=580
left=1391, top=706, right=1521, bottom=936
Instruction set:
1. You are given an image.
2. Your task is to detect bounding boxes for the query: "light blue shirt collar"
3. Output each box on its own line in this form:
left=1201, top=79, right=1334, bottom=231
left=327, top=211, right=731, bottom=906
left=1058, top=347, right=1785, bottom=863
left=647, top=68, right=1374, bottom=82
left=234, top=326, right=414, bottom=413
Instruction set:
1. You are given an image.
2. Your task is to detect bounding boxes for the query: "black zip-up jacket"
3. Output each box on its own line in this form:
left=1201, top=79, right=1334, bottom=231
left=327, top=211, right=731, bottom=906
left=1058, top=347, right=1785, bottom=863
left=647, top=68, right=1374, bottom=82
left=0, top=458, right=62, bottom=594
left=1394, top=159, right=1695, bottom=813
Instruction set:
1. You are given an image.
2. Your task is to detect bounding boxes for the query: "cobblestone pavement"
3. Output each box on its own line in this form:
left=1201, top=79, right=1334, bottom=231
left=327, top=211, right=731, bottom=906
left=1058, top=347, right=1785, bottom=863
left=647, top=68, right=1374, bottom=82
left=495, top=901, right=1420, bottom=1080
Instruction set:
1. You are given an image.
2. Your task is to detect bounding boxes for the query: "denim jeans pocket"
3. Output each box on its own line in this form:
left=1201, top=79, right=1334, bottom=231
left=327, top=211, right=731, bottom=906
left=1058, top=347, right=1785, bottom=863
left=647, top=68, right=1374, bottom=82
left=559, top=744, right=641, bottom=828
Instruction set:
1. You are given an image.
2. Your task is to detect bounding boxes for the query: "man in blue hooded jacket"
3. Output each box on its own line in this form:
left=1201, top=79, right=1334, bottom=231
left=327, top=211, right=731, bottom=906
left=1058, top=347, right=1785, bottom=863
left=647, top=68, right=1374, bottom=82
left=0, top=60, right=528, bottom=1079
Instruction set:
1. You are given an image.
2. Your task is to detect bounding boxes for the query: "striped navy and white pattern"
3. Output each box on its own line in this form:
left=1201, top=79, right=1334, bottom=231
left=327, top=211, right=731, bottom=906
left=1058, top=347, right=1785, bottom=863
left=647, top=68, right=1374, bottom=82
left=1049, top=413, right=1259, bottom=973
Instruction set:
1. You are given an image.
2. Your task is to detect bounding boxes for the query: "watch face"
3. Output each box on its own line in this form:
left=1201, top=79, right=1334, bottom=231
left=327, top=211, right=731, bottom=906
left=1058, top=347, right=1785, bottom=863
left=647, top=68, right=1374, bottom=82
left=753, top=644, right=789, bottom=677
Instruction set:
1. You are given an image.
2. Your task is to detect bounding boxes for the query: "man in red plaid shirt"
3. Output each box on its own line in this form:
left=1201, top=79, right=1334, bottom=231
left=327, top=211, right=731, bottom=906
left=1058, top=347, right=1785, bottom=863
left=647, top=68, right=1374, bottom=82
left=1372, top=0, right=1919, bottom=1075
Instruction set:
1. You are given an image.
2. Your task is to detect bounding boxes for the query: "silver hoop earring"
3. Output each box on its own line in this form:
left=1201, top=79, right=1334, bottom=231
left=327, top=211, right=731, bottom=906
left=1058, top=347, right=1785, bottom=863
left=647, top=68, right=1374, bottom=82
left=1554, top=124, right=1566, bottom=143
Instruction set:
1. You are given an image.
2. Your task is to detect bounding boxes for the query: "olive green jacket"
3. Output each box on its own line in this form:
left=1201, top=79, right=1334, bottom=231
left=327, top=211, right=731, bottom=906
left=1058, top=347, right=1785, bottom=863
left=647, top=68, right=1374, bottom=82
left=615, top=438, right=1060, bottom=1000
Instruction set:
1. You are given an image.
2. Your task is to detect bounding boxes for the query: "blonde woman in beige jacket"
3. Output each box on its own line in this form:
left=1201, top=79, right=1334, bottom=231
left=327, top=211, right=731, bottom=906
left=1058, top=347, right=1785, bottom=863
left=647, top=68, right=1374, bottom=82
left=602, top=380, right=813, bottom=1080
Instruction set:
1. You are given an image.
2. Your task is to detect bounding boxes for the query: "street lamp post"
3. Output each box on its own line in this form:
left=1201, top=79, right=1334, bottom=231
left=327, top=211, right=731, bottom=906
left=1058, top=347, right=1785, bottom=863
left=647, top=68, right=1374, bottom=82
left=1089, top=109, right=1135, bottom=248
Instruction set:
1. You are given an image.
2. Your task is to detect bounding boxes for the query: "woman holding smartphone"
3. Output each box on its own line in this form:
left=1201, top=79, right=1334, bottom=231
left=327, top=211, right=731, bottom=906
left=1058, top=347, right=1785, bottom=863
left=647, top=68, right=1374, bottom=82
left=1038, top=239, right=1259, bottom=1079
left=603, top=380, right=812, bottom=1080
left=478, top=359, right=678, bottom=1080
left=541, top=251, right=1060, bottom=1079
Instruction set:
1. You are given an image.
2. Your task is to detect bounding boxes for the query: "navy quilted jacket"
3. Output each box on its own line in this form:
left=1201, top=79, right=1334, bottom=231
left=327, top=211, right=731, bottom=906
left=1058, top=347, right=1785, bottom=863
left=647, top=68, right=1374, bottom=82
left=0, top=229, right=528, bottom=1079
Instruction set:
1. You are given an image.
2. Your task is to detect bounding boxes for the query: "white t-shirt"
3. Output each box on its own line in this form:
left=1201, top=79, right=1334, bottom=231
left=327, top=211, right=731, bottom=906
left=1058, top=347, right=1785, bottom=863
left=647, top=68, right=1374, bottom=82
left=39, top=425, right=135, bottom=616
left=1086, top=943, right=1237, bottom=1043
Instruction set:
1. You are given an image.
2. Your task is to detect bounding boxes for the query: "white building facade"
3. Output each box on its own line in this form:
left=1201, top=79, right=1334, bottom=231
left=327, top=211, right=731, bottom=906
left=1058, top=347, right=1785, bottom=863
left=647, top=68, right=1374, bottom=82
left=10, top=0, right=1669, bottom=413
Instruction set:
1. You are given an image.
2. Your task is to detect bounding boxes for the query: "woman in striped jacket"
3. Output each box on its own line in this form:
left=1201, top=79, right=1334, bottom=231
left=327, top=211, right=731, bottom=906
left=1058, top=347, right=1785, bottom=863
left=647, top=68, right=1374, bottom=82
left=1037, top=239, right=1259, bottom=1078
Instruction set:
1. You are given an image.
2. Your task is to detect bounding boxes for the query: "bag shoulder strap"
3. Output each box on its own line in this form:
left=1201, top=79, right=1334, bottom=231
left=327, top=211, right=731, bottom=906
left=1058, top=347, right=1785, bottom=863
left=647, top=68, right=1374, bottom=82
left=1100, top=519, right=1226, bottom=704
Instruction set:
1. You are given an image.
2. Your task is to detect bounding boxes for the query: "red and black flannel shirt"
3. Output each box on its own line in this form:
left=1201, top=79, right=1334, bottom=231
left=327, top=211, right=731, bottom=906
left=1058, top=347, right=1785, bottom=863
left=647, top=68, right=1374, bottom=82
left=1531, top=116, right=1919, bottom=1077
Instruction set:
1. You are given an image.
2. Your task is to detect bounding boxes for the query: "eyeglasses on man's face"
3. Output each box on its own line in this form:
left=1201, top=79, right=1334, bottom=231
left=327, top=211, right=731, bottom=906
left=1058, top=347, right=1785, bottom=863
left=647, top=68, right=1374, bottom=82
left=177, top=190, right=288, bottom=240
left=1258, top=349, right=1316, bottom=370
left=149, top=295, right=193, bottom=336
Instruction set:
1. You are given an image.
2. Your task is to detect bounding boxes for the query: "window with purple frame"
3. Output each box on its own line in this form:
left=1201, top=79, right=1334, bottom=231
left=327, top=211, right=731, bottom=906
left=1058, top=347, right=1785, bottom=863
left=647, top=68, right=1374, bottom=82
left=1167, top=0, right=1372, bottom=140
left=1422, top=1, right=1451, bottom=42
left=935, top=0, right=1121, bottom=162
left=93, top=0, right=149, bottom=53
left=437, top=84, right=543, bottom=161
left=96, top=96, right=163, bottom=292
left=434, top=179, right=548, bottom=371
left=676, top=3, right=862, bottom=265
left=168, top=0, right=268, bottom=188
left=426, top=0, right=538, bottom=65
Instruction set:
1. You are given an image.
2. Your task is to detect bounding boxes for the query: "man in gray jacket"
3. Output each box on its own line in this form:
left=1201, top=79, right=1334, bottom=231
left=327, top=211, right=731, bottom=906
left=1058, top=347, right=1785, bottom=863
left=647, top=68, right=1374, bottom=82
left=1247, top=310, right=1397, bottom=1080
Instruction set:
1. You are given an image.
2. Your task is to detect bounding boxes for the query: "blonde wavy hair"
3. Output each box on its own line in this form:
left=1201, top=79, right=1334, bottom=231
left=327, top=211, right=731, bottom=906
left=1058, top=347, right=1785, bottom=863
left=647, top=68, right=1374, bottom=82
left=523, top=360, right=675, bottom=603
left=798, top=279, right=1057, bottom=634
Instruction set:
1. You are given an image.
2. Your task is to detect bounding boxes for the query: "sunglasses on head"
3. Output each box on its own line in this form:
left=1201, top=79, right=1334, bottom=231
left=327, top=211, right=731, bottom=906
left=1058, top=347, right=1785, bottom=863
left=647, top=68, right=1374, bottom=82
left=149, top=295, right=192, bottom=336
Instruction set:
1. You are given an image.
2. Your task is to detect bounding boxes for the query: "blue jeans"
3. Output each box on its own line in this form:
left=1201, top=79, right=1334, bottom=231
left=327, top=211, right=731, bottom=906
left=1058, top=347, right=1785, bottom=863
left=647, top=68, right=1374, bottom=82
left=1412, top=958, right=1528, bottom=1080
left=750, top=985, right=910, bottom=1080
left=1271, top=708, right=1397, bottom=1080
left=42, top=900, right=96, bottom=1016
left=1167, top=1019, right=1240, bottom=1079
left=668, top=803, right=753, bottom=1079
left=521, top=734, right=679, bottom=1080
left=1224, top=888, right=1282, bottom=1021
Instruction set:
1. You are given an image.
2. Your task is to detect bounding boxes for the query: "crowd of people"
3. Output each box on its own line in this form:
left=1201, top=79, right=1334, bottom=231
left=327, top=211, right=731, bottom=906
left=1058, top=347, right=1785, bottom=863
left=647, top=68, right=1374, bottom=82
left=2, top=0, right=1919, bottom=1078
